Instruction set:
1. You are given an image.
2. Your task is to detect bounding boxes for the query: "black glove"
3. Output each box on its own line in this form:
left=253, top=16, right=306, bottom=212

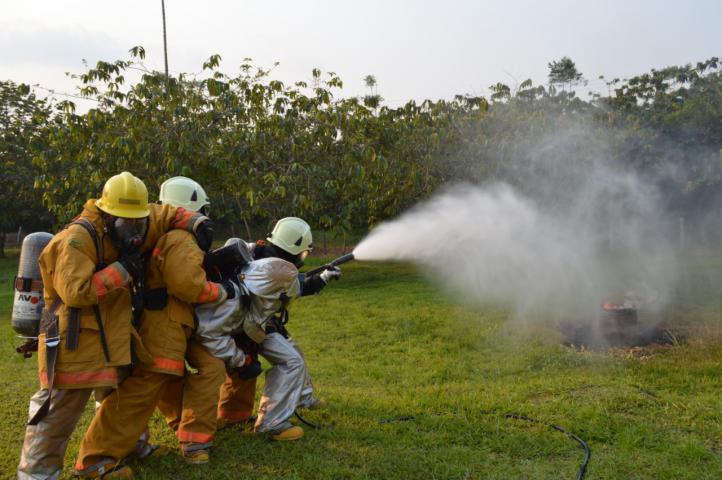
left=118, top=251, right=143, bottom=282
left=221, top=279, right=236, bottom=300
left=237, top=354, right=262, bottom=380
left=194, top=218, right=214, bottom=252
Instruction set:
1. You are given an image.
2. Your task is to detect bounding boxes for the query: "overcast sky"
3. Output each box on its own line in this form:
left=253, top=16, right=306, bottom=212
left=2, top=0, right=721, bottom=109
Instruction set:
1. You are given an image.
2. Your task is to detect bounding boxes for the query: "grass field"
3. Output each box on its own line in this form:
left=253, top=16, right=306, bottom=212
left=0, top=250, right=721, bottom=479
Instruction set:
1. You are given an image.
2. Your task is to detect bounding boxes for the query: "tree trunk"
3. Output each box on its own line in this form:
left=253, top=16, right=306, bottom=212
left=0, top=232, right=6, bottom=258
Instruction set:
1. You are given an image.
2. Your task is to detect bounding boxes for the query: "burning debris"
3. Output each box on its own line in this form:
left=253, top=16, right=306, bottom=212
left=600, top=303, right=639, bottom=345
left=562, top=287, right=682, bottom=349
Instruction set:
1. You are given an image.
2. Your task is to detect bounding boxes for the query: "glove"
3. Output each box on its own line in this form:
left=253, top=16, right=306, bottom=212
left=194, top=218, right=214, bottom=252
left=220, top=279, right=236, bottom=300
left=118, top=251, right=143, bottom=283
left=237, top=354, right=262, bottom=380
left=319, top=266, right=342, bottom=284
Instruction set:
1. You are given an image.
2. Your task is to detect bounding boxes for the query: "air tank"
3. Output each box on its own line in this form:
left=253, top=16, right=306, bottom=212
left=12, top=232, right=53, bottom=337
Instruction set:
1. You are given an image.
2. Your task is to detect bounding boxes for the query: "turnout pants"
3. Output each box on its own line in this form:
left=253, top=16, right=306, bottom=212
left=18, top=388, right=93, bottom=480
left=75, top=368, right=174, bottom=471
left=159, top=340, right=258, bottom=449
left=255, top=333, right=314, bottom=433
left=157, top=340, right=226, bottom=450
left=217, top=370, right=258, bottom=424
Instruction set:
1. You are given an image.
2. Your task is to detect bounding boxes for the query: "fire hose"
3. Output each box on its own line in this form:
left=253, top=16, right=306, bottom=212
left=295, top=407, right=590, bottom=478
left=379, top=411, right=590, bottom=480
left=304, top=253, right=355, bottom=276
left=294, top=410, right=322, bottom=430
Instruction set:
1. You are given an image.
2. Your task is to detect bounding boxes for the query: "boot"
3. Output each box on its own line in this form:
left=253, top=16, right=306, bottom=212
left=269, top=425, right=304, bottom=441
left=182, top=443, right=211, bottom=465
left=183, top=448, right=210, bottom=465
left=74, top=461, right=133, bottom=479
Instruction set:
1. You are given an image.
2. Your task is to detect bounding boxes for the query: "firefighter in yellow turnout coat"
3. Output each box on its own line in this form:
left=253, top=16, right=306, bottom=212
left=75, top=177, right=231, bottom=476
left=18, top=172, right=211, bottom=480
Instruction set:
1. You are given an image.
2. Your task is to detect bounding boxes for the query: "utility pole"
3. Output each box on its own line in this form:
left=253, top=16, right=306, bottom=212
left=161, top=0, right=169, bottom=92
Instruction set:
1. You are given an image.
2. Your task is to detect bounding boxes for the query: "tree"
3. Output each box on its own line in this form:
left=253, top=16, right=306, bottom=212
left=0, top=81, right=54, bottom=256
left=363, top=74, right=382, bottom=109
left=16, top=49, right=720, bottom=247
left=548, top=56, right=584, bottom=92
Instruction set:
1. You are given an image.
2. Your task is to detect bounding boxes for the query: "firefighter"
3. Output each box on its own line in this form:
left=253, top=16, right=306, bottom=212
left=17, top=172, right=212, bottom=480
left=176, top=217, right=340, bottom=457
left=74, top=176, right=234, bottom=476
left=245, top=218, right=339, bottom=438
left=152, top=237, right=255, bottom=465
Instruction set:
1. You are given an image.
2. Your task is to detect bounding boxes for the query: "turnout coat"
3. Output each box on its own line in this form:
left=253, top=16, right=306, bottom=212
left=140, top=229, right=227, bottom=376
left=37, top=200, right=204, bottom=390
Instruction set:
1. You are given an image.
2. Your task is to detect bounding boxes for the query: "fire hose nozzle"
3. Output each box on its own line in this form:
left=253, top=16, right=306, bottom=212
left=305, top=253, right=355, bottom=276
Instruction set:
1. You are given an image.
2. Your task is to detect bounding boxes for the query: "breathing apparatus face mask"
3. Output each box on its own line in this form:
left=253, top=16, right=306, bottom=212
left=111, top=217, right=148, bottom=252
left=295, top=250, right=310, bottom=268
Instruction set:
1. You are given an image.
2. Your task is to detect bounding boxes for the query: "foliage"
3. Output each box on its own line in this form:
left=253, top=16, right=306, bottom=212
left=548, top=56, right=584, bottom=91
left=602, top=57, right=722, bottom=216
left=3, top=49, right=721, bottom=240
left=0, top=81, right=55, bottom=256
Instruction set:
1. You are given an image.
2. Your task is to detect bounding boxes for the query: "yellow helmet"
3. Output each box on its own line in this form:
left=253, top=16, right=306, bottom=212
left=267, top=217, right=313, bottom=255
left=95, top=172, right=151, bottom=218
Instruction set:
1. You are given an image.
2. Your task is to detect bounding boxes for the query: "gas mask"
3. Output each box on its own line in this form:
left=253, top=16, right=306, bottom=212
left=110, top=217, right=148, bottom=253
left=294, top=250, right=310, bottom=268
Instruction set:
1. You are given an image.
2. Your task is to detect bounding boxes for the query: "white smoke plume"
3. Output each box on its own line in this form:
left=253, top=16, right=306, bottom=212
left=354, top=126, right=678, bottom=325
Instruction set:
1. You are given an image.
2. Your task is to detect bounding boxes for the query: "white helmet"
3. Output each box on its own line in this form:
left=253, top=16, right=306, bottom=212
left=267, top=217, right=313, bottom=255
left=159, top=176, right=210, bottom=213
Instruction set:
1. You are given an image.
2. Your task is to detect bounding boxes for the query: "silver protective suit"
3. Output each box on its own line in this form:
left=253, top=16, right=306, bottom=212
left=194, top=256, right=313, bottom=433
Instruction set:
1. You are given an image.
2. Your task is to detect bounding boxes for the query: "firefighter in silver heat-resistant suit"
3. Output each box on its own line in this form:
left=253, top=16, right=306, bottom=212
left=190, top=218, right=340, bottom=443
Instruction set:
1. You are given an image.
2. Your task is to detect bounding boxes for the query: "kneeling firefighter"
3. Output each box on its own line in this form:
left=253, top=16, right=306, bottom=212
left=74, top=176, right=233, bottom=476
left=17, top=172, right=213, bottom=480
left=194, top=217, right=341, bottom=442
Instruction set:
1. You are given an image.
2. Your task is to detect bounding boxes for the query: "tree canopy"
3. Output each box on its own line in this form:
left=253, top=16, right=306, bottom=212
left=1, top=51, right=720, bottom=254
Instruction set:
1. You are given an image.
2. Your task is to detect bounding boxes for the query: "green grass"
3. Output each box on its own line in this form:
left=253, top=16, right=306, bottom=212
left=0, top=252, right=721, bottom=479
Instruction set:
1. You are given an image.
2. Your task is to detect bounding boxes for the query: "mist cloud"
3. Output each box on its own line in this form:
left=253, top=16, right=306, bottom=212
left=354, top=121, right=678, bottom=325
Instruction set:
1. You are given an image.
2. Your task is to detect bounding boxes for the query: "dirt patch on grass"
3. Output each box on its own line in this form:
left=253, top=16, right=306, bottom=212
left=561, top=321, right=687, bottom=351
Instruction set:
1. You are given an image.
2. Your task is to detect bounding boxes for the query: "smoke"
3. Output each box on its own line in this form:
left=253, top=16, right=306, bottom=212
left=354, top=121, right=679, bottom=325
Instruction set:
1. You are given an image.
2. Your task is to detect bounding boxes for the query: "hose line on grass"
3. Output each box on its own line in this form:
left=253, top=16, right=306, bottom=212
left=294, top=410, right=321, bottom=429
left=500, top=412, right=590, bottom=480
left=378, top=412, right=590, bottom=480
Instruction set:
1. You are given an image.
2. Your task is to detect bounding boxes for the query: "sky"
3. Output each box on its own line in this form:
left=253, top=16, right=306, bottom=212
left=2, top=0, right=721, bottom=109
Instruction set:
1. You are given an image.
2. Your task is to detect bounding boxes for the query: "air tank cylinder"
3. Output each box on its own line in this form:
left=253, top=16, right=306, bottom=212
left=12, top=232, right=53, bottom=337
